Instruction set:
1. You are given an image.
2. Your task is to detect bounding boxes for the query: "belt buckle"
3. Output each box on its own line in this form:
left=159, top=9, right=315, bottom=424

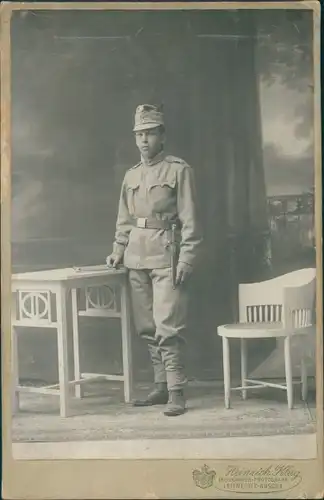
left=137, top=217, right=147, bottom=228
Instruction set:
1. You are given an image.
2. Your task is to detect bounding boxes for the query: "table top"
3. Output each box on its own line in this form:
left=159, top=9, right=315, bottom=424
left=12, top=265, right=127, bottom=282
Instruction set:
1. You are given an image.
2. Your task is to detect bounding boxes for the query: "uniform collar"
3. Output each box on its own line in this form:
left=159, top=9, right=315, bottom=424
left=141, top=149, right=165, bottom=167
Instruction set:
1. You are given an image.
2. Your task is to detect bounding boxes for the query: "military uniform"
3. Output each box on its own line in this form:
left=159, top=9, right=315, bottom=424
left=110, top=105, right=202, bottom=414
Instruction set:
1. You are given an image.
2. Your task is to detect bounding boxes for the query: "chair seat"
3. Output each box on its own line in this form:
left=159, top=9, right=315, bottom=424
left=217, top=322, right=314, bottom=339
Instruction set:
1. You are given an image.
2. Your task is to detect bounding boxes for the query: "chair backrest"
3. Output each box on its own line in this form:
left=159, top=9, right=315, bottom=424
left=283, top=276, right=317, bottom=329
left=238, top=268, right=316, bottom=325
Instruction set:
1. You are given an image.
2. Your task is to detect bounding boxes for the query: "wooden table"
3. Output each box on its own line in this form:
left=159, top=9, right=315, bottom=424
left=11, top=265, right=133, bottom=417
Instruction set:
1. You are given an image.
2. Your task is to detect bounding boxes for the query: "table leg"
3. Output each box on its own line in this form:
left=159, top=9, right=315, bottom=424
left=240, top=338, right=247, bottom=400
left=71, top=288, right=83, bottom=399
left=56, top=285, right=70, bottom=417
left=284, top=336, right=293, bottom=409
left=11, top=326, right=19, bottom=414
left=120, top=281, right=133, bottom=403
left=222, top=336, right=231, bottom=409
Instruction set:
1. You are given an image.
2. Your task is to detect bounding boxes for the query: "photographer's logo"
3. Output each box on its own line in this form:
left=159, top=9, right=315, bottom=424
left=192, top=464, right=216, bottom=489
left=215, top=464, right=302, bottom=493
left=192, top=464, right=303, bottom=493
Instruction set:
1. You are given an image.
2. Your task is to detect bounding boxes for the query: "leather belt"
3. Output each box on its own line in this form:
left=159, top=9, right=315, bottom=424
left=133, top=217, right=178, bottom=230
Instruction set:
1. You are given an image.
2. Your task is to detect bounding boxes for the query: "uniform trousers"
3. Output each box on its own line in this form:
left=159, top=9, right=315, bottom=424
left=128, top=267, right=188, bottom=391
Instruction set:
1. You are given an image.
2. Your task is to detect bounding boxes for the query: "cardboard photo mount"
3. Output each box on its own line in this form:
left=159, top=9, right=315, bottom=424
left=1, top=1, right=323, bottom=498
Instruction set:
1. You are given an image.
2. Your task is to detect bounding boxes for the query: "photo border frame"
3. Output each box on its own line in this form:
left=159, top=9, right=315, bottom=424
left=1, top=2, right=322, bottom=498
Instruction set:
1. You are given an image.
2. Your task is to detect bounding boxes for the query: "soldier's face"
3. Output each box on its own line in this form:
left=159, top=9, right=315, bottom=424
left=135, top=127, right=164, bottom=159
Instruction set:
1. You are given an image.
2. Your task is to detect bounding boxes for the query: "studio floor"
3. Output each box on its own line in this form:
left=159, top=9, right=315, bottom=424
left=12, top=380, right=316, bottom=444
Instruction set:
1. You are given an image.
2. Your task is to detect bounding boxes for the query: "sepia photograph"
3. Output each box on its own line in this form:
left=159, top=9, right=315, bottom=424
left=1, top=1, right=322, bottom=498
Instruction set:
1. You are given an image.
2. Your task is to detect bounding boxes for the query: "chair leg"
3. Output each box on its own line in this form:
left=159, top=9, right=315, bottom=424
left=284, top=336, right=293, bottom=409
left=222, top=336, right=231, bottom=409
left=11, top=326, right=20, bottom=414
left=301, top=357, right=308, bottom=401
left=240, top=338, right=247, bottom=400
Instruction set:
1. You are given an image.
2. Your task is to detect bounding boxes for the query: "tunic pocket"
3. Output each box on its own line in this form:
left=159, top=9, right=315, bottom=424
left=147, top=178, right=176, bottom=213
left=126, top=182, right=140, bottom=215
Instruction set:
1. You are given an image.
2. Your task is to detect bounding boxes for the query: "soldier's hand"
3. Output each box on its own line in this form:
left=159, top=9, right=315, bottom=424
left=106, top=253, right=122, bottom=268
left=175, top=261, right=193, bottom=286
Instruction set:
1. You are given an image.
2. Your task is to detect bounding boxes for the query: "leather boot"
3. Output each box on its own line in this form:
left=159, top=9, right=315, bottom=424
left=132, top=382, right=169, bottom=407
left=163, top=389, right=186, bottom=416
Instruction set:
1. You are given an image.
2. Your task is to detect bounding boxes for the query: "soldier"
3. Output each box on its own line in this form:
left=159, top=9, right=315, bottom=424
left=107, top=104, right=202, bottom=416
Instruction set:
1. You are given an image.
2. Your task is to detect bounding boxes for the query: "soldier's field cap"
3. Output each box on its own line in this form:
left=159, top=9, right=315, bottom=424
left=133, top=104, right=164, bottom=132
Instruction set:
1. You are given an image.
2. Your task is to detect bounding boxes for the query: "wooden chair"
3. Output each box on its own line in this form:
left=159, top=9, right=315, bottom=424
left=217, top=268, right=316, bottom=409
